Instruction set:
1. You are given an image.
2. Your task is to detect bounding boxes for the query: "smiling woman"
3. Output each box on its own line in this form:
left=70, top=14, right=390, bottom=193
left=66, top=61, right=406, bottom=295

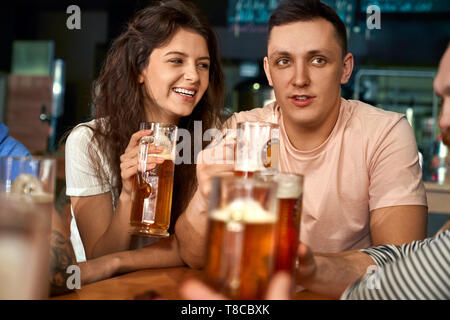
left=63, top=0, right=224, bottom=262
left=139, top=29, right=211, bottom=123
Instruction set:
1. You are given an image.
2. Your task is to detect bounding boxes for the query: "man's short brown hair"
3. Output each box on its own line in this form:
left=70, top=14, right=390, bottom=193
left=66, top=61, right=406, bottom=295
left=268, top=0, right=348, bottom=57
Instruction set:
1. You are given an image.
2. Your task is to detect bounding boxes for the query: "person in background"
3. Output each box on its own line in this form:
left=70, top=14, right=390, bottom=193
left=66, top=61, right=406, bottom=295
left=0, top=121, right=31, bottom=157
left=64, top=0, right=224, bottom=262
left=176, top=0, right=428, bottom=269
left=181, top=44, right=450, bottom=300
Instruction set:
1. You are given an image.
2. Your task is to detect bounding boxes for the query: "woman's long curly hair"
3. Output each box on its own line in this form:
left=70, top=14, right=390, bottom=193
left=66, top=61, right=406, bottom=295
left=87, top=0, right=224, bottom=228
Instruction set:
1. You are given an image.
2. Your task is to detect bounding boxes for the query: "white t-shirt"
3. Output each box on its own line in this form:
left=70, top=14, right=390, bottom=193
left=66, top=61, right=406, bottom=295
left=65, top=120, right=117, bottom=262
left=65, top=120, right=117, bottom=200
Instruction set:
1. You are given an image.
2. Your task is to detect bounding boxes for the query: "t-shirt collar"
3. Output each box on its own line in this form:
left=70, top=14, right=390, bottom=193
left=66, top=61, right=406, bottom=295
left=276, top=98, right=349, bottom=159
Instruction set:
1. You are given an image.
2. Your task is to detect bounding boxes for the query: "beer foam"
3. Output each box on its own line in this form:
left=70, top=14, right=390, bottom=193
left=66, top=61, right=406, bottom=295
left=276, top=180, right=303, bottom=199
left=30, top=192, right=54, bottom=204
left=9, top=174, right=54, bottom=203
left=153, top=133, right=171, bottom=146
left=211, top=198, right=276, bottom=223
left=235, top=161, right=262, bottom=172
left=11, top=174, right=41, bottom=195
left=148, top=150, right=173, bottom=161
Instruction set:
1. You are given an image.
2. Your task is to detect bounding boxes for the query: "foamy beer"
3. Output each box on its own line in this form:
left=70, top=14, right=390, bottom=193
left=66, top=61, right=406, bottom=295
left=256, top=172, right=304, bottom=275
left=0, top=156, right=56, bottom=299
left=235, top=121, right=279, bottom=178
left=204, top=176, right=279, bottom=299
left=130, top=122, right=178, bottom=237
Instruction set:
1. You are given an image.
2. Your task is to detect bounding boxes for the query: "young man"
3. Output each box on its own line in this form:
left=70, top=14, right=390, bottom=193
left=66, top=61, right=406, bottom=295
left=175, top=0, right=427, bottom=268
left=181, top=44, right=450, bottom=301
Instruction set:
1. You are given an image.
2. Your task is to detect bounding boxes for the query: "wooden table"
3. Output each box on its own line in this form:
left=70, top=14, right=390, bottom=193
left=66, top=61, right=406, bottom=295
left=51, top=267, right=333, bottom=300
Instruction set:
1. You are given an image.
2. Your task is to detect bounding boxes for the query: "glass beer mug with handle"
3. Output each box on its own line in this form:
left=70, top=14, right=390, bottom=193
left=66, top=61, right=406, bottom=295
left=129, top=122, right=178, bottom=237
left=204, top=175, right=279, bottom=300
left=0, top=156, right=56, bottom=299
left=234, top=121, right=279, bottom=178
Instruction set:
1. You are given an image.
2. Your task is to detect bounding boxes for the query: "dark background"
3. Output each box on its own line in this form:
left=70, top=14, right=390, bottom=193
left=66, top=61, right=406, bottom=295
left=0, top=0, right=449, bottom=135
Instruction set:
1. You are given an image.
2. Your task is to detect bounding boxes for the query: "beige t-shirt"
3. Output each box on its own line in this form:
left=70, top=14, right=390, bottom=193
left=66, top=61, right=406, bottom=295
left=226, top=98, right=427, bottom=253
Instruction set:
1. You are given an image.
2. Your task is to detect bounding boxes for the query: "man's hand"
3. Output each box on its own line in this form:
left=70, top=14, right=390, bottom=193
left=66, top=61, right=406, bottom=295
left=196, top=131, right=236, bottom=202
left=296, top=242, right=317, bottom=284
left=436, top=220, right=450, bottom=236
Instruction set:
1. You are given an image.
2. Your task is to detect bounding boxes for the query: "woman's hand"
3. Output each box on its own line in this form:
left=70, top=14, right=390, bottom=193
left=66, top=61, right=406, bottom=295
left=119, top=130, right=164, bottom=197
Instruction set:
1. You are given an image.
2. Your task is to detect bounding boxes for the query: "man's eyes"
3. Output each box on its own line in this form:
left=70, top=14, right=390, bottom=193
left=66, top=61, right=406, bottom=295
left=312, top=57, right=327, bottom=65
left=274, top=57, right=327, bottom=67
left=276, top=58, right=290, bottom=66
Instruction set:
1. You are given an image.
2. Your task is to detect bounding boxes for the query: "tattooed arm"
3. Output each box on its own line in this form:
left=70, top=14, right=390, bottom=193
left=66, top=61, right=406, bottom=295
left=49, top=209, right=77, bottom=296
left=49, top=207, right=123, bottom=296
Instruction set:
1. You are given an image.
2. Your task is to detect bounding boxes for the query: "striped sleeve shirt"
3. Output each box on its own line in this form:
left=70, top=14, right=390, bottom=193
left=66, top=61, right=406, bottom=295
left=341, top=229, right=450, bottom=300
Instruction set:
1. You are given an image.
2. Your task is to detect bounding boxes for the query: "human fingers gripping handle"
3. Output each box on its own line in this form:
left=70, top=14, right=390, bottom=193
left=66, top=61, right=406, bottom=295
left=120, top=130, right=153, bottom=196
left=126, top=130, right=153, bottom=150
left=295, top=243, right=317, bottom=283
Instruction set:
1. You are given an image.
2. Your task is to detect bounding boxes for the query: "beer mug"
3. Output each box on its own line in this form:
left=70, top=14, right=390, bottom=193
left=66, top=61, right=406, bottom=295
left=255, top=172, right=304, bottom=276
left=0, top=156, right=56, bottom=299
left=204, top=176, right=279, bottom=299
left=235, top=121, right=279, bottom=178
left=130, top=122, right=178, bottom=237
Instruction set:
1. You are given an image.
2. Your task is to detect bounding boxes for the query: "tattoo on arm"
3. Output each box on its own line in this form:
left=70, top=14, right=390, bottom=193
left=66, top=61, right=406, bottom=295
left=49, top=230, right=76, bottom=296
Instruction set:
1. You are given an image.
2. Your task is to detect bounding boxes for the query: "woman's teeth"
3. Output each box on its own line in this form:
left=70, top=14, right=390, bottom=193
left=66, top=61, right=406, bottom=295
left=174, top=88, right=195, bottom=97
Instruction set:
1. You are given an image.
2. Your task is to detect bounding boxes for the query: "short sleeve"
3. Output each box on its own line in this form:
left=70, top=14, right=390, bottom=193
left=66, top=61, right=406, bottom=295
left=65, top=124, right=111, bottom=197
left=368, top=117, right=427, bottom=210
left=6, top=137, right=31, bottom=156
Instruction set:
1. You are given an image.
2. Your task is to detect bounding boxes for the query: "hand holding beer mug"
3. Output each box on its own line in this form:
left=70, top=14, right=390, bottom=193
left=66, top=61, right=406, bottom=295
left=129, top=122, right=178, bottom=237
left=204, top=176, right=279, bottom=299
left=0, top=156, right=56, bottom=299
left=235, top=121, right=279, bottom=178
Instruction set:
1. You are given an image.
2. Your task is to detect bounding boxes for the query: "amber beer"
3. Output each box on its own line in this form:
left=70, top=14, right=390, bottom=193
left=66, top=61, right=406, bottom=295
left=130, top=155, right=174, bottom=237
left=234, top=169, right=255, bottom=178
left=129, top=123, right=177, bottom=237
left=257, top=172, right=304, bottom=274
left=274, top=182, right=303, bottom=273
left=234, top=121, right=279, bottom=178
left=204, top=177, right=278, bottom=300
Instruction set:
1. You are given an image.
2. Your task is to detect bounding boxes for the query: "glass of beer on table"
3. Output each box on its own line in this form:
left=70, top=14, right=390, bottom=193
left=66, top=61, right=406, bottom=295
left=235, top=121, right=279, bottom=178
left=204, top=175, right=279, bottom=300
left=255, top=172, right=304, bottom=278
left=0, top=156, right=56, bottom=299
left=129, top=122, right=178, bottom=237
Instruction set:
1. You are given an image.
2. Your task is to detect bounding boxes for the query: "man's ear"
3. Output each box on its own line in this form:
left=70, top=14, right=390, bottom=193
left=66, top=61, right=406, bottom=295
left=263, top=57, right=273, bottom=87
left=340, top=53, right=354, bottom=85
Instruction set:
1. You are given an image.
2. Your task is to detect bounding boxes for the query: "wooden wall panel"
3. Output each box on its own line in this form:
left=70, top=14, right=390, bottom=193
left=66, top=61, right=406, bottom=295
left=5, top=75, right=53, bottom=153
